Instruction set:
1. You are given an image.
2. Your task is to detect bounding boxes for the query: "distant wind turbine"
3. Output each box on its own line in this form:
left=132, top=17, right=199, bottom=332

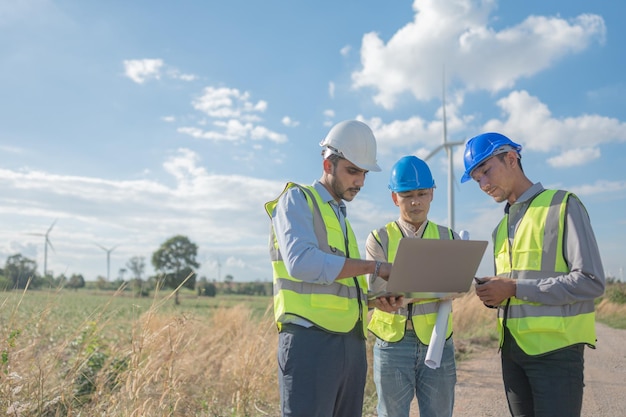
left=95, top=243, right=119, bottom=281
left=27, top=219, right=57, bottom=277
left=424, top=72, right=465, bottom=231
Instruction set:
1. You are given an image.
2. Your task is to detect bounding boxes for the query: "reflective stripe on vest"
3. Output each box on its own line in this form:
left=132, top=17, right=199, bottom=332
left=367, top=221, right=454, bottom=344
left=265, top=182, right=368, bottom=336
left=494, top=189, right=596, bottom=354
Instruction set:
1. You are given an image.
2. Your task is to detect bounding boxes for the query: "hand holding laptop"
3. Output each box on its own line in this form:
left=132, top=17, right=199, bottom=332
left=368, top=293, right=405, bottom=312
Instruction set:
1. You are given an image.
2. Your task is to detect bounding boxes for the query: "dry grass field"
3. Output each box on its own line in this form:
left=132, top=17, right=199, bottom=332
left=0, top=285, right=623, bottom=416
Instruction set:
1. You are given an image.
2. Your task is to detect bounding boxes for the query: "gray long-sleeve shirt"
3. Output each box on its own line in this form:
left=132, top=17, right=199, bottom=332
left=502, top=182, right=605, bottom=305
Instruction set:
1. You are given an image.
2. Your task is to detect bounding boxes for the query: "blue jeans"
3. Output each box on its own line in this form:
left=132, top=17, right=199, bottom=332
left=501, top=329, right=585, bottom=417
left=373, top=331, right=456, bottom=417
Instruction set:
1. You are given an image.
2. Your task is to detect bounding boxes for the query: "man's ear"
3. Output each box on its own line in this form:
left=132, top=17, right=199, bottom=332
left=505, top=151, right=519, bottom=167
left=323, top=158, right=333, bottom=174
left=391, top=192, right=399, bottom=206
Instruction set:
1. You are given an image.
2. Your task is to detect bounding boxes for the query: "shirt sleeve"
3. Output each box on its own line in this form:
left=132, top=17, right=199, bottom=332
left=271, top=186, right=345, bottom=285
left=515, top=195, right=606, bottom=305
left=365, top=230, right=388, bottom=295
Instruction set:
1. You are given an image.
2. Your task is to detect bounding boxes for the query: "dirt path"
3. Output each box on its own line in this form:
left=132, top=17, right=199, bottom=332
left=410, top=323, right=626, bottom=416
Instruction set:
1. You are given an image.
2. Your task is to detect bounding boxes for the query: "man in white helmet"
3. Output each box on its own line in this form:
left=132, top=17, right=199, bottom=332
left=265, top=120, right=396, bottom=417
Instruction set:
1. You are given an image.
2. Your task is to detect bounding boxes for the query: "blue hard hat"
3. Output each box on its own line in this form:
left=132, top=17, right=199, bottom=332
left=460, top=132, right=522, bottom=183
left=388, top=156, right=435, bottom=192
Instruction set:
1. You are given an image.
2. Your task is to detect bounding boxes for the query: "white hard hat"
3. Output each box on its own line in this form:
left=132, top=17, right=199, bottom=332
left=319, top=120, right=381, bottom=172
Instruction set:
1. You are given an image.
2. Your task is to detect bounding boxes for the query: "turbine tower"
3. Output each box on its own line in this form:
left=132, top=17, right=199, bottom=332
left=96, top=243, right=119, bottom=281
left=216, top=255, right=222, bottom=282
left=424, top=74, right=464, bottom=231
left=27, top=219, right=57, bottom=277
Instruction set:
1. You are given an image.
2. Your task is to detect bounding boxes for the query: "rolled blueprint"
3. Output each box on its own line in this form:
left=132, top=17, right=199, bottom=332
left=424, top=299, right=453, bottom=369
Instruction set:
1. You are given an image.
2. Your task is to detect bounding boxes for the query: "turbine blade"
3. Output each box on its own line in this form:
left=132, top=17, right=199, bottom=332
left=47, top=219, right=57, bottom=235
left=424, top=144, right=445, bottom=161
left=47, top=238, right=56, bottom=253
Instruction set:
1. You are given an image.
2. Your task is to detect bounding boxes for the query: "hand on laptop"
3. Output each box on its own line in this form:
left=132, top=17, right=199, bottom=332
left=369, top=294, right=404, bottom=312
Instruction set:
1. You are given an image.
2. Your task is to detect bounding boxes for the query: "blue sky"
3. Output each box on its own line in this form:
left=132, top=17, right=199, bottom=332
left=1, top=0, right=625, bottom=283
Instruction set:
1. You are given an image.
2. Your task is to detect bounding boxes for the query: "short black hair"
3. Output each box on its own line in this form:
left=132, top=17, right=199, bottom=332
left=323, top=153, right=342, bottom=167
left=496, top=152, right=524, bottom=172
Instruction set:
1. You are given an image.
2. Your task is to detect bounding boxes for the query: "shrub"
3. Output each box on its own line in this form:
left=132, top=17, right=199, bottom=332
left=604, top=282, right=626, bottom=305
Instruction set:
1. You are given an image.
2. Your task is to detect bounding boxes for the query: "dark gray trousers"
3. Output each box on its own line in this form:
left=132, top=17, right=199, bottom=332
left=501, top=329, right=585, bottom=417
left=278, top=323, right=367, bottom=417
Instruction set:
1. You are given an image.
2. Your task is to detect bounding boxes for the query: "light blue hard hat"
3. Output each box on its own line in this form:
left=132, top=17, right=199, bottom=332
left=388, top=156, right=435, bottom=192
left=460, top=132, right=522, bottom=183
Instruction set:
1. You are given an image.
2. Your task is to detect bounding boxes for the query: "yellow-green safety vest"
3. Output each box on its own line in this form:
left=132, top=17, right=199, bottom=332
left=265, top=182, right=368, bottom=337
left=494, top=189, right=596, bottom=355
left=368, top=221, right=454, bottom=344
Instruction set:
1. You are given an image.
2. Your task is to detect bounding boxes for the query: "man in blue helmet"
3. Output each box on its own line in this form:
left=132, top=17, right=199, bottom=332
left=461, top=132, right=605, bottom=417
left=365, top=155, right=459, bottom=417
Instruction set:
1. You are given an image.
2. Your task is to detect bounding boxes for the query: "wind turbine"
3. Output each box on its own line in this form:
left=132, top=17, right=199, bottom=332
left=27, top=219, right=57, bottom=277
left=424, top=74, right=465, bottom=231
left=95, top=243, right=119, bottom=281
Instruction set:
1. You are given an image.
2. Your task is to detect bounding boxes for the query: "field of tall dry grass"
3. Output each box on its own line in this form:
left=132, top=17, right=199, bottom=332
left=1, top=286, right=623, bottom=416
left=1, top=289, right=280, bottom=416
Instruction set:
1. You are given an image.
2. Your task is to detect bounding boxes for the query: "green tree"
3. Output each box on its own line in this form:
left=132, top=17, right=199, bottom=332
left=126, top=256, right=145, bottom=280
left=95, top=276, right=107, bottom=290
left=56, top=273, right=68, bottom=288
left=67, top=274, right=86, bottom=290
left=127, top=256, right=148, bottom=297
left=151, top=235, right=199, bottom=305
left=196, top=276, right=216, bottom=297
left=5, top=254, right=38, bottom=289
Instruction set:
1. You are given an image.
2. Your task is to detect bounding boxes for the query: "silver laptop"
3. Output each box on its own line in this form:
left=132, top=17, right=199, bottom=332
left=384, top=238, right=488, bottom=298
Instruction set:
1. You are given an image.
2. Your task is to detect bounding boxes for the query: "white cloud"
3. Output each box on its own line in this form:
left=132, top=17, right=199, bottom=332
left=250, top=125, right=288, bottom=143
left=0, top=144, right=23, bottom=153
left=328, top=81, right=335, bottom=99
left=178, top=119, right=287, bottom=144
left=569, top=180, right=626, bottom=196
left=365, top=115, right=440, bottom=155
left=340, top=45, right=351, bottom=56
left=547, top=147, right=600, bottom=167
left=351, top=0, right=605, bottom=109
left=0, top=149, right=284, bottom=280
left=361, top=93, right=471, bottom=157
left=191, top=87, right=265, bottom=121
left=482, top=90, right=626, bottom=162
left=281, top=116, right=300, bottom=127
left=178, top=86, right=286, bottom=144
left=123, top=59, right=198, bottom=84
left=167, top=69, right=198, bottom=82
left=123, top=59, right=164, bottom=84
left=322, top=109, right=336, bottom=127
